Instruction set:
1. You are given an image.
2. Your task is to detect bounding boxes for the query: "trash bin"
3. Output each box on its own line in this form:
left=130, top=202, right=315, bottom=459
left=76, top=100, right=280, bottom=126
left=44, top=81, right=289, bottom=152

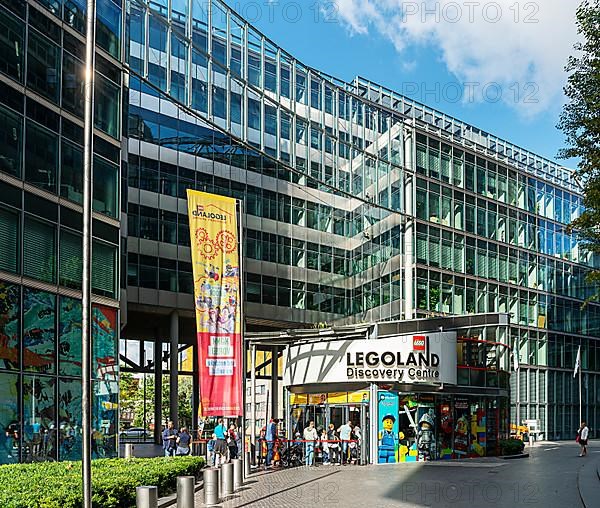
left=522, top=432, right=529, bottom=443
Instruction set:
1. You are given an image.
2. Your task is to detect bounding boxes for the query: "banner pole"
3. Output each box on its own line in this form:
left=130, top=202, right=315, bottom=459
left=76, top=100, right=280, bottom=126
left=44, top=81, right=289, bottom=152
left=238, top=200, right=247, bottom=448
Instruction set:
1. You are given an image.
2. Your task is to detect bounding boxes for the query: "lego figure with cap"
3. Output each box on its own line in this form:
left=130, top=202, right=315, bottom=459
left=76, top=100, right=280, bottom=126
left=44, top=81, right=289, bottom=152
left=416, top=412, right=437, bottom=461
left=378, top=414, right=398, bottom=463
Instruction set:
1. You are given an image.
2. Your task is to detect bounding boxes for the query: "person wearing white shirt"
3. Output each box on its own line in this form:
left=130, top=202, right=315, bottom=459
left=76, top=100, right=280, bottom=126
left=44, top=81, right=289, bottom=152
left=303, top=421, right=318, bottom=466
left=578, top=421, right=589, bottom=457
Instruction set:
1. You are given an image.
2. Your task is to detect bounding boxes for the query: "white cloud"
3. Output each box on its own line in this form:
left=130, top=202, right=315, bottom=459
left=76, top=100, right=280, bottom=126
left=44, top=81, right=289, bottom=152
left=333, top=0, right=579, bottom=116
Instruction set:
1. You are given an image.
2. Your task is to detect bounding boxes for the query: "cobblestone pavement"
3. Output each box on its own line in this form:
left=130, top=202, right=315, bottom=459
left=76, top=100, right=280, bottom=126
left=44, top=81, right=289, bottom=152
left=195, top=442, right=592, bottom=507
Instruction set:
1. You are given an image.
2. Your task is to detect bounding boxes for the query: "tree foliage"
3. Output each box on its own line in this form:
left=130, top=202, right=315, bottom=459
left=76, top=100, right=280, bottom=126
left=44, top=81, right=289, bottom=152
left=559, top=1, right=600, bottom=274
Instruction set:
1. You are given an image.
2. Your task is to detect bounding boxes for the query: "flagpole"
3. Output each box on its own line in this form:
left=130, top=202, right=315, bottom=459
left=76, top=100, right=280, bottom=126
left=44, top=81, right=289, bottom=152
left=579, top=348, right=582, bottom=425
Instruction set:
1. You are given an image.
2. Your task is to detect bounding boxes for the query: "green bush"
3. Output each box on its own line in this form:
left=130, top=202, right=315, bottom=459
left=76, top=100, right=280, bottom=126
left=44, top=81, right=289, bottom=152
left=0, top=457, right=204, bottom=508
left=499, top=438, right=525, bottom=456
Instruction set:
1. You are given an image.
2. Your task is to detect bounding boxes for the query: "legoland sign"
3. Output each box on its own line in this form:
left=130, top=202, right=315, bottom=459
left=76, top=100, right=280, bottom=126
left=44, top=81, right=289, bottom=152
left=283, top=332, right=457, bottom=387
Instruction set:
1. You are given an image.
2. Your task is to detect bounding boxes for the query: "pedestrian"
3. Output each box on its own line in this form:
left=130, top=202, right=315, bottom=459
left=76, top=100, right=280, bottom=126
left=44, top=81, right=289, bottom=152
left=213, top=418, right=228, bottom=466
left=162, top=420, right=178, bottom=457
left=338, top=420, right=352, bottom=464
left=577, top=421, right=589, bottom=457
left=303, top=421, right=318, bottom=466
left=176, top=427, right=192, bottom=456
left=320, top=429, right=330, bottom=465
left=228, top=424, right=239, bottom=460
left=327, top=424, right=339, bottom=464
left=265, top=418, right=277, bottom=468
left=207, top=433, right=217, bottom=466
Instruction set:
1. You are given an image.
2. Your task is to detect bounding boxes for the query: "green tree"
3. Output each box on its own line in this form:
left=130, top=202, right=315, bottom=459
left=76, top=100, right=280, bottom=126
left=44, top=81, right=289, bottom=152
left=559, top=1, right=600, bottom=287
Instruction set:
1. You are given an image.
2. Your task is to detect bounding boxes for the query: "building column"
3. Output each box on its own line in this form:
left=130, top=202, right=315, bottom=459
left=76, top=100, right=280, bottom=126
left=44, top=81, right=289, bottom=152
left=153, top=333, right=162, bottom=445
left=403, top=124, right=415, bottom=320
left=170, top=311, right=179, bottom=428
left=271, top=346, right=278, bottom=419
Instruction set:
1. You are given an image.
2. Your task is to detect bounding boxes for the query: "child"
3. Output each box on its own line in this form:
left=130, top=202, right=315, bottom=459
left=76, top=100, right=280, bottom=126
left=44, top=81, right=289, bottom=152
left=321, top=429, right=330, bottom=464
left=207, top=433, right=217, bottom=466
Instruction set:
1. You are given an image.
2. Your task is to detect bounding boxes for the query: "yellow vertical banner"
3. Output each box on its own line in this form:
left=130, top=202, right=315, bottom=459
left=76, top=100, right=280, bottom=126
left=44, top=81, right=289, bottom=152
left=186, top=190, right=242, bottom=416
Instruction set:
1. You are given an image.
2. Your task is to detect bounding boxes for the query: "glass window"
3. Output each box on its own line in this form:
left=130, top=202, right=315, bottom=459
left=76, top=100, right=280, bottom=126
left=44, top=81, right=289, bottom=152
left=25, top=121, right=58, bottom=192
left=95, top=74, right=120, bottom=139
left=0, top=372, right=19, bottom=464
left=93, top=156, right=118, bottom=218
left=0, top=282, right=20, bottom=371
left=62, top=53, right=84, bottom=117
left=96, top=0, right=122, bottom=58
left=92, top=240, right=116, bottom=298
left=23, top=375, right=56, bottom=462
left=0, top=206, right=18, bottom=273
left=61, top=141, right=83, bottom=204
left=0, top=7, right=25, bottom=83
left=0, top=104, right=22, bottom=178
left=59, top=230, right=82, bottom=289
left=59, top=297, right=82, bottom=377
left=23, top=216, right=56, bottom=283
left=58, top=378, right=82, bottom=460
left=27, top=30, right=60, bottom=103
left=23, top=288, right=56, bottom=373
left=64, top=0, right=86, bottom=34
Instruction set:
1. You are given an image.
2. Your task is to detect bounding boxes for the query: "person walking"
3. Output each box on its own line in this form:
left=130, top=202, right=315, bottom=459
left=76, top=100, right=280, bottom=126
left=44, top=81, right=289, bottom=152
left=176, top=427, right=192, bottom=456
left=213, top=418, right=228, bottom=466
left=338, top=420, right=352, bottom=464
left=162, top=421, right=178, bottom=457
left=303, top=421, right=318, bottom=466
left=265, top=418, right=277, bottom=468
left=577, top=421, right=589, bottom=457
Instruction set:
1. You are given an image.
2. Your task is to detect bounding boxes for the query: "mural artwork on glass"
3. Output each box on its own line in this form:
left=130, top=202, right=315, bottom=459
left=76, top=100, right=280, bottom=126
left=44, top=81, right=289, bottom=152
left=23, top=375, right=56, bottom=462
left=59, top=378, right=82, bottom=461
left=92, top=305, right=118, bottom=458
left=0, top=282, right=20, bottom=370
left=59, top=297, right=82, bottom=376
left=23, top=289, right=56, bottom=373
left=0, top=373, right=19, bottom=464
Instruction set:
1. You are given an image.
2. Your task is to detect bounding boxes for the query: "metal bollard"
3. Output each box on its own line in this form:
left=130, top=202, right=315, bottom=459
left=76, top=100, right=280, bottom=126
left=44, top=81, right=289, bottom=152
left=244, top=451, right=251, bottom=478
left=176, top=476, right=195, bottom=508
left=203, top=468, right=220, bottom=506
left=125, top=443, right=135, bottom=459
left=136, top=486, right=158, bottom=508
left=232, top=458, right=243, bottom=491
left=221, top=462, right=234, bottom=497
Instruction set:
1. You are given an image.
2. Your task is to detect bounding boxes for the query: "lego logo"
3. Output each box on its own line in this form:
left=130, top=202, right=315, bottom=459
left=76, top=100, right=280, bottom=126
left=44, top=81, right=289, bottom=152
left=413, top=336, right=427, bottom=351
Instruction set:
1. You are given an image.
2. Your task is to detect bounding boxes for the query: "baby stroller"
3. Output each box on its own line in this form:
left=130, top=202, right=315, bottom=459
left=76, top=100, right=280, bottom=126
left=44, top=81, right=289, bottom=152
left=348, top=441, right=359, bottom=464
left=280, top=439, right=303, bottom=468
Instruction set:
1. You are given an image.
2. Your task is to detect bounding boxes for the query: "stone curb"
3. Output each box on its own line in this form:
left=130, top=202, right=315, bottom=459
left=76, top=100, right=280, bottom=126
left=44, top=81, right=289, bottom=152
left=500, top=453, right=530, bottom=460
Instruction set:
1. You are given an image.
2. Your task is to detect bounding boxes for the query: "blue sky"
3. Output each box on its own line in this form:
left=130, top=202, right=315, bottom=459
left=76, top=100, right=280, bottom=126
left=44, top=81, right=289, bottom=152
left=228, top=0, right=581, bottom=168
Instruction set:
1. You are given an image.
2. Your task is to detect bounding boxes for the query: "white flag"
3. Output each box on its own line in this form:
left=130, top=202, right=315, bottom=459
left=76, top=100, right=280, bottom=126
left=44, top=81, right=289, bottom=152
left=573, top=345, right=581, bottom=378
left=513, top=347, right=519, bottom=372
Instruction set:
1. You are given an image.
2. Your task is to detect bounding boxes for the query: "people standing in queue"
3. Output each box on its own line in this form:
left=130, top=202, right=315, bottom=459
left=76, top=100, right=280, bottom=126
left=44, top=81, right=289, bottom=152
left=303, top=421, right=318, bottom=466
left=228, top=423, right=239, bottom=459
left=265, top=417, right=277, bottom=468
left=338, top=420, right=352, bottom=464
left=327, top=423, right=340, bottom=465
left=162, top=420, right=178, bottom=457
left=213, top=418, right=228, bottom=466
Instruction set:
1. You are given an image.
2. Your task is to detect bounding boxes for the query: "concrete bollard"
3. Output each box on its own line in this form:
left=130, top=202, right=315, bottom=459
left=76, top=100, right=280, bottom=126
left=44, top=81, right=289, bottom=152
left=125, top=443, right=135, bottom=459
left=203, top=468, right=220, bottom=506
left=176, top=476, right=195, bottom=508
left=244, top=451, right=251, bottom=477
left=136, top=486, right=158, bottom=508
left=232, top=458, right=243, bottom=490
left=221, top=462, right=234, bottom=497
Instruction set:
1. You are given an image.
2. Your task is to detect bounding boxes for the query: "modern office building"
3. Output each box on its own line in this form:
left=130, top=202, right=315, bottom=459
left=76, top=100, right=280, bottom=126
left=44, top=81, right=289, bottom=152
left=0, top=0, right=598, bottom=464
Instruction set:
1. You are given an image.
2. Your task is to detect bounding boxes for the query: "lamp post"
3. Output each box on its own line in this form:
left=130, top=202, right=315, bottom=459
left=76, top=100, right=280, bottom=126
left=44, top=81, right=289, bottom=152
left=82, top=0, right=97, bottom=506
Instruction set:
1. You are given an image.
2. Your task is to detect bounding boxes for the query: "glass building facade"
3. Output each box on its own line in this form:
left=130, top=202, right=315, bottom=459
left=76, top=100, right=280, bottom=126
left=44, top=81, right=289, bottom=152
left=0, top=0, right=121, bottom=463
left=0, top=0, right=597, bottom=464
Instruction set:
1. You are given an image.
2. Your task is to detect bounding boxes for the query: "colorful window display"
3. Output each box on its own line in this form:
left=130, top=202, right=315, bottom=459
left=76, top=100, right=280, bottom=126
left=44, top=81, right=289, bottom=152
left=23, top=375, right=56, bottom=463
left=0, top=282, right=19, bottom=371
left=376, top=393, right=505, bottom=463
left=59, top=297, right=82, bottom=377
left=0, top=372, right=19, bottom=464
left=58, top=378, right=82, bottom=461
left=23, top=288, right=56, bottom=374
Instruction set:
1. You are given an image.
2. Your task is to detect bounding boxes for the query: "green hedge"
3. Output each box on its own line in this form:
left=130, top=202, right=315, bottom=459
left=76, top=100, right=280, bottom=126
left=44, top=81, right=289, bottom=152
left=0, top=457, right=204, bottom=508
left=499, top=438, right=525, bottom=456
